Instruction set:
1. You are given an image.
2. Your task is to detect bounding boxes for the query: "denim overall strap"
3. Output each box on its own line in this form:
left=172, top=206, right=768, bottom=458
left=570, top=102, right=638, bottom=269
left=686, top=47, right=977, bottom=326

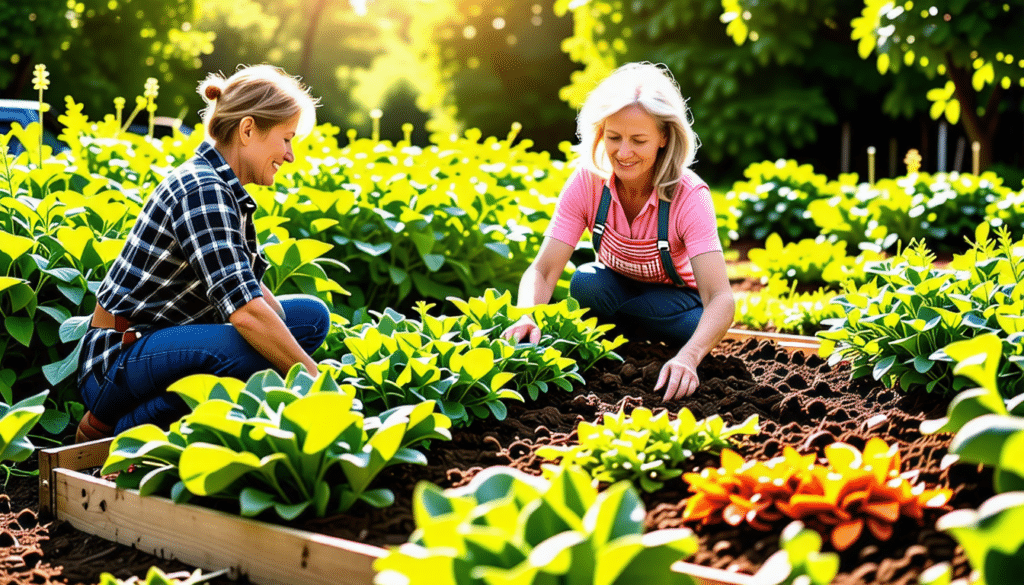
left=593, top=184, right=612, bottom=254
left=657, top=198, right=686, bottom=287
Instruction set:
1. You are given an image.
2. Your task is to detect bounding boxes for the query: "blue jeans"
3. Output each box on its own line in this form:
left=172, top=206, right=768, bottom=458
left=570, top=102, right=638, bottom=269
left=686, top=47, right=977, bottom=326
left=80, top=295, right=330, bottom=434
left=569, top=262, right=704, bottom=347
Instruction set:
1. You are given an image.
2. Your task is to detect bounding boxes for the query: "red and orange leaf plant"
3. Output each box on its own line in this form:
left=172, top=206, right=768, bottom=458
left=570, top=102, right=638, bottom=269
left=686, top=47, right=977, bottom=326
left=681, top=438, right=952, bottom=551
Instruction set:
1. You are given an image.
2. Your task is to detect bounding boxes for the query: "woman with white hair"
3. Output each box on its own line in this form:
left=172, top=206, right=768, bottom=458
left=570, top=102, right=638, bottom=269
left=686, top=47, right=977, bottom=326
left=504, top=62, right=734, bottom=401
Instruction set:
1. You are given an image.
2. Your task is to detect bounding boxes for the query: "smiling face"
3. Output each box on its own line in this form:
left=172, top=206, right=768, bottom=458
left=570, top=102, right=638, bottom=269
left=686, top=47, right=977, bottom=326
left=602, top=104, right=667, bottom=190
left=237, top=114, right=299, bottom=186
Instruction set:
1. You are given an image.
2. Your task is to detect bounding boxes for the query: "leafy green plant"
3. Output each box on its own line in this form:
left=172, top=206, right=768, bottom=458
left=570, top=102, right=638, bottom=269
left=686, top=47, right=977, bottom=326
left=537, top=406, right=759, bottom=492
left=727, top=159, right=840, bottom=242
left=0, top=390, right=47, bottom=463
left=97, top=567, right=226, bottom=585
left=734, top=276, right=842, bottom=336
left=314, top=290, right=622, bottom=426
left=445, top=288, right=625, bottom=372
left=917, top=332, right=1024, bottom=585
left=101, top=366, right=451, bottom=521
left=755, top=521, right=840, bottom=585
left=260, top=234, right=349, bottom=307
left=372, top=465, right=700, bottom=585
left=682, top=439, right=952, bottom=552
left=808, top=171, right=1018, bottom=254
left=747, top=233, right=880, bottom=290
left=817, top=224, right=1024, bottom=396
left=327, top=309, right=525, bottom=425
left=249, top=126, right=571, bottom=316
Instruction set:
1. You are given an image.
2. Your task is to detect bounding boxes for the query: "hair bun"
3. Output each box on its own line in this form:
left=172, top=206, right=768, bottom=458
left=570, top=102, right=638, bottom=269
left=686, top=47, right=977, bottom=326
left=204, top=84, right=222, bottom=101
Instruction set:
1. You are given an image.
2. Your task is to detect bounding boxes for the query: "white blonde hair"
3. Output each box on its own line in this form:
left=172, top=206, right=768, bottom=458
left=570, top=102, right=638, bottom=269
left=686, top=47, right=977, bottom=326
left=198, top=64, right=319, bottom=144
left=576, top=62, right=699, bottom=201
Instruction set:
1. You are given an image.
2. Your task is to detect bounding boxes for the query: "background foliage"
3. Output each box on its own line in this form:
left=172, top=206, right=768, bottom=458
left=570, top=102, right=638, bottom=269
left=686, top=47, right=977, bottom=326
left=2, top=0, right=1021, bottom=183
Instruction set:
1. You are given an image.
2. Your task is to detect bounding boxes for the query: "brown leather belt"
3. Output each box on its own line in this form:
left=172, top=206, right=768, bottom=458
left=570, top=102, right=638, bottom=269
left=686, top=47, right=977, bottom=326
left=91, top=304, right=141, bottom=346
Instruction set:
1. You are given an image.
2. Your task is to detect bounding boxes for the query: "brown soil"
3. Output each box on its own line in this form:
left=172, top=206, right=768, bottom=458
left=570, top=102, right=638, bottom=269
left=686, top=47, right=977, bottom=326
left=2, top=337, right=986, bottom=585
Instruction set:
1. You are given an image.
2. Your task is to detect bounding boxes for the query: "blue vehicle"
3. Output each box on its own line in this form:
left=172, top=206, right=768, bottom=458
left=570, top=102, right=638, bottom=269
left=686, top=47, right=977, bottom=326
left=0, top=98, right=69, bottom=156
left=1, top=99, right=192, bottom=158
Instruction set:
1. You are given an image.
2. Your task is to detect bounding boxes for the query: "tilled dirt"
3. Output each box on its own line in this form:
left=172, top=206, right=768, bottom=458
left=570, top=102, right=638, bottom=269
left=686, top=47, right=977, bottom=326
left=2, top=337, right=987, bottom=585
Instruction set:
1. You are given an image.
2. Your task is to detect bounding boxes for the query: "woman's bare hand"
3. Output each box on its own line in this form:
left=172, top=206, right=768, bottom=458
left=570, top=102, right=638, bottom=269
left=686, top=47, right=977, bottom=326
left=655, top=354, right=700, bottom=401
left=501, top=315, right=541, bottom=344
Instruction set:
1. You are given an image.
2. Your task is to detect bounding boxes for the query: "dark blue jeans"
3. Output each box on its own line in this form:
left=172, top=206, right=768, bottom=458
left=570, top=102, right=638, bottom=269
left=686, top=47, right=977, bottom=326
left=569, top=262, right=704, bottom=347
left=80, top=295, right=330, bottom=434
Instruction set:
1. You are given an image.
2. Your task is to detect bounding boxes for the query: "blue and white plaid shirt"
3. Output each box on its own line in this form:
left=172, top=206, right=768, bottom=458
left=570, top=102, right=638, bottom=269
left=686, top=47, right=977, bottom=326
left=77, top=141, right=269, bottom=388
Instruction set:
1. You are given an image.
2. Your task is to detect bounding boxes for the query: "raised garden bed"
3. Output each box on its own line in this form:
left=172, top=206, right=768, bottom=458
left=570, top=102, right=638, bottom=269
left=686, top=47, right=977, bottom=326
left=37, top=329, right=987, bottom=585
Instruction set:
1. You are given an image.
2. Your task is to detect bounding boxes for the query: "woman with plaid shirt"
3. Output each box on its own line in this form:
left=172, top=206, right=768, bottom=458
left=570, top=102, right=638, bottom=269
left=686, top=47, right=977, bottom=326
left=75, top=65, right=330, bottom=442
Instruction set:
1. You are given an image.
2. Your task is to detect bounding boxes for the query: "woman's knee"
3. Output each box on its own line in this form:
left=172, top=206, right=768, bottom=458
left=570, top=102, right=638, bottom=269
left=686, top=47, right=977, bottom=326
left=279, top=295, right=331, bottom=351
left=569, top=263, right=622, bottom=315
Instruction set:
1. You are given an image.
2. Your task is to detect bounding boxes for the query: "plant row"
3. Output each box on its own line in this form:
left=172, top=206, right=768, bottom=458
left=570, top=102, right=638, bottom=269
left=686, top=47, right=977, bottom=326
left=818, top=223, right=1024, bottom=397
left=726, top=159, right=1024, bottom=254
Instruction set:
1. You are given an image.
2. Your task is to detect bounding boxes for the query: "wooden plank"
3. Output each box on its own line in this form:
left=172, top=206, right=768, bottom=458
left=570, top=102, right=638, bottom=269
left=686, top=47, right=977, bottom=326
left=39, top=438, right=113, bottom=517
left=41, top=415, right=766, bottom=585
left=52, top=468, right=381, bottom=585
left=723, top=328, right=821, bottom=357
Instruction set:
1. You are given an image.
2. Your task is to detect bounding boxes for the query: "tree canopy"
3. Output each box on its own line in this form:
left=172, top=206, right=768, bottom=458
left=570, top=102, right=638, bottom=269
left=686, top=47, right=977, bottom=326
left=554, top=0, right=934, bottom=181
left=1, top=0, right=213, bottom=123
left=724, top=0, right=1024, bottom=170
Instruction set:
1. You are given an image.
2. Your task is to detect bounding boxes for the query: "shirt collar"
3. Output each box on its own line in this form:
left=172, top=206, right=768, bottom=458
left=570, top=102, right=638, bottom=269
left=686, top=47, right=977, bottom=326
left=607, top=174, right=658, bottom=209
left=196, top=141, right=257, bottom=211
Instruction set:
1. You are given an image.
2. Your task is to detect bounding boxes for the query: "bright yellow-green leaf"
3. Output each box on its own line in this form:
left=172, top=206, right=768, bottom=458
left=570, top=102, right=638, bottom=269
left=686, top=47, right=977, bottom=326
left=972, top=62, right=994, bottom=91
left=877, top=53, right=890, bottom=74
left=944, top=99, right=961, bottom=125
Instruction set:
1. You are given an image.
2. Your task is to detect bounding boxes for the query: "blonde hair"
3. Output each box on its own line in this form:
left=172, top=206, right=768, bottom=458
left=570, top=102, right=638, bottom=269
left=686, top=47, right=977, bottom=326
left=576, top=62, right=699, bottom=201
left=198, top=64, right=319, bottom=144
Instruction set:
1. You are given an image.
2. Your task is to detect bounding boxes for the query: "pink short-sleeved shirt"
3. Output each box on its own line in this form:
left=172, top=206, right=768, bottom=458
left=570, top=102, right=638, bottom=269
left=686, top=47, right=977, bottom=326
left=545, top=167, right=722, bottom=289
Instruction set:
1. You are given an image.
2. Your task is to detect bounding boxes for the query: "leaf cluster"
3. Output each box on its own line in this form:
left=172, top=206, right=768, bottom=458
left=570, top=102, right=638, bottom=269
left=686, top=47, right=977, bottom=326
left=97, top=566, right=217, bottom=585
left=373, top=465, right=700, bottom=585
left=748, top=233, right=881, bottom=290
left=250, top=126, right=571, bottom=317
left=0, top=390, right=47, bottom=463
left=728, top=159, right=839, bottom=242
left=682, top=438, right=952, bottom=552
left=728, top=158, right=1022, bottom=255
left=755, top=521, right=840, bottom=585
left=537, top=406, right=758, bottom=492
left=316, top=289, right=623, bottom=427
left=918, top=333, right=1024, bottom=585
left=818, top=224, right=1024, bottom=396
left=735, top=276, right=843, bottom=336
left=807, top=171, right=1019, bottom=254
left=101, top=367, right=451, bottom=521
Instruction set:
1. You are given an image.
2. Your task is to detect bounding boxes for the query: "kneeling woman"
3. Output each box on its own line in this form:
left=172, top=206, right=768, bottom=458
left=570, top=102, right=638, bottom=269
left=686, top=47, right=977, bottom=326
left=504, top=62, right=734, bottom=401
left=74, top=65, right=330, bottom=442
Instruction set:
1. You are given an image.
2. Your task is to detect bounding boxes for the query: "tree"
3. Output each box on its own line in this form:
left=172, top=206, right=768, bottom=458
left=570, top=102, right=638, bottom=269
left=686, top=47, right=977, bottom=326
left=554, top=0, right=933, bottom=182
left=198, top=0, right=385, bottom=133
left=726, top=0, right=1024, bottom=171
left=415, top=0, right=580, bottom=154
left=1, top=0, right=213, bottom=123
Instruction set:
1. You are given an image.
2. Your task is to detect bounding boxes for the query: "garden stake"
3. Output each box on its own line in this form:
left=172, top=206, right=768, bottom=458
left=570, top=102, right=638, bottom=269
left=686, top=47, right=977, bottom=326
left=32, top=64, right=49, bottom=167
left=972, top=141, right=981, bottom=175
left=904, top=149, right=921, bottom=174
left=867, top=146, right=875, bottom=185
left=370, top=108, right=382, bottom=142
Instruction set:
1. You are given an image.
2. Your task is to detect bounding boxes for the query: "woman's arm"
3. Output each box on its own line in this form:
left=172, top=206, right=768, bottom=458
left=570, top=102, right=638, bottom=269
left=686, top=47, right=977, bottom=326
left=229, top=296, right=319, bottom=377
left=502, top=237, right=576, bottom=343
left=260, top=282, right=286, bottom=320
left=656, top=250, right=735, bottom=401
